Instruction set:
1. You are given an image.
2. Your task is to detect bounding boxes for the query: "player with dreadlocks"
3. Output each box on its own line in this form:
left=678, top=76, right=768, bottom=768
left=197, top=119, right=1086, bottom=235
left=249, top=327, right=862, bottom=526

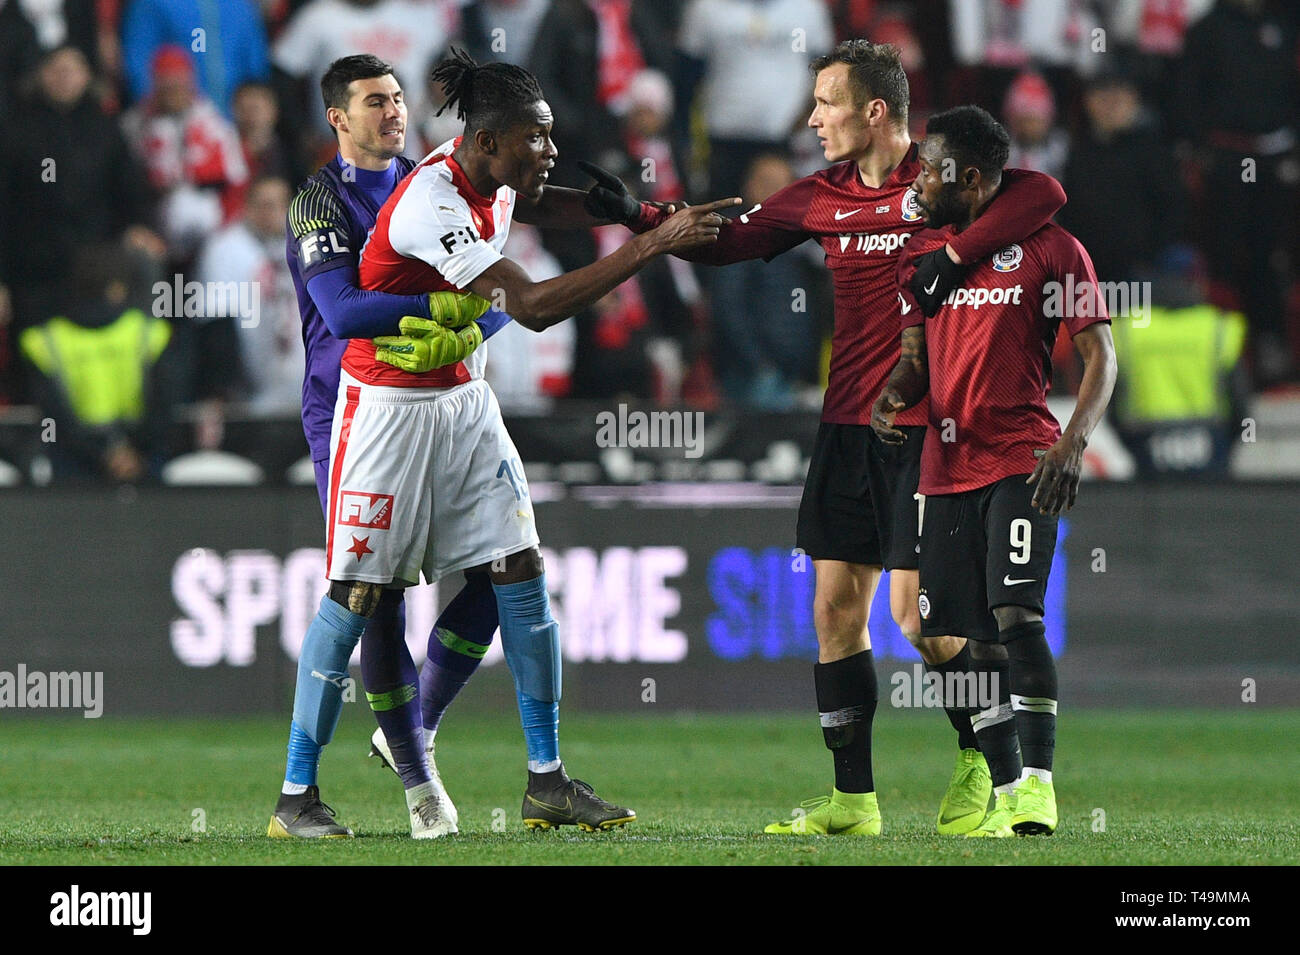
left=317, top=49, right=738, bottom=832
left=269, top=53, right=507, bottom=843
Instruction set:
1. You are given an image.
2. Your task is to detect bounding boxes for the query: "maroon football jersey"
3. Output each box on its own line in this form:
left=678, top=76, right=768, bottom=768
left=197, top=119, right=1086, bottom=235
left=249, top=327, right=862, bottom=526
left=898, top=222, right=1110, bottom=495
left=682, top=146, right=1065, bottom=425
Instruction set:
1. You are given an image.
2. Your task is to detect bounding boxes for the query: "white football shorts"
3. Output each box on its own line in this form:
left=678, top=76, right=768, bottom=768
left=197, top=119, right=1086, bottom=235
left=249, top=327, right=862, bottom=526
left=325, top=371, right=539, bottom=585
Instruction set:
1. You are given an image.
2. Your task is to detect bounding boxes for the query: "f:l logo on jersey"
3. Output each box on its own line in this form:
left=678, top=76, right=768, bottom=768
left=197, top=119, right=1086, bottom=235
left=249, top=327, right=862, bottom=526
left=300, top=230, right=349, bottom=265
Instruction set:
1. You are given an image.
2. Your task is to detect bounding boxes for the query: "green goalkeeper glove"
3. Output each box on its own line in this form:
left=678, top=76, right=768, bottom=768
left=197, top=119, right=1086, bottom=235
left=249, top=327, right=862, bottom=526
left=373, top=315, right=483, bottom=373
left=427, top=290, right=492, bottom=328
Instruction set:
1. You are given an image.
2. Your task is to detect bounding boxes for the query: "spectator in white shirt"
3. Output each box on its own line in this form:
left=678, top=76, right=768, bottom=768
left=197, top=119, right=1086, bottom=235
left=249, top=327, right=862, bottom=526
left=195, top=176, right=303, bottom=414
left=273, top=0, right=456, bottom=159
left=676, top=0, right=832, bottom=198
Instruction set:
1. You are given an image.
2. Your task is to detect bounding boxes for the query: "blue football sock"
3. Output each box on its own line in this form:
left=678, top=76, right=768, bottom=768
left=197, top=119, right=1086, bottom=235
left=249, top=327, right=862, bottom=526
left=360, top=590, right=430, bottom=789
left=494, top=575, right=562, bottom=771
left=421, top=574, right=498, bottom=736
left=283, top=594, right=367, bottom=787
left=516, top=690, right=560, bottom=771
left=285, top=721, right=320, bottom=789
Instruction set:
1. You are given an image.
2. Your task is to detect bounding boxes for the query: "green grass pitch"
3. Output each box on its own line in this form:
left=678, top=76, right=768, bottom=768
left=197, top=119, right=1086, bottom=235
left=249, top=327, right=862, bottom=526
left=2, top=710, right=1297, bottom=865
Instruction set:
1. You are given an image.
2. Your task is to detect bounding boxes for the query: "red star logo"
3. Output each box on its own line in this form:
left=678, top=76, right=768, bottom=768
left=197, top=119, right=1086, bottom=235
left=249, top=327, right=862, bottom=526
left=346, top=535, right=373, bottom=560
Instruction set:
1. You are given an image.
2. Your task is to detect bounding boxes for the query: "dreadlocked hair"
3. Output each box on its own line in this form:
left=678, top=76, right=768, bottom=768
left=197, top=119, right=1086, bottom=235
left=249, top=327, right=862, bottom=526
left=432, top=47, right=545, bottom=132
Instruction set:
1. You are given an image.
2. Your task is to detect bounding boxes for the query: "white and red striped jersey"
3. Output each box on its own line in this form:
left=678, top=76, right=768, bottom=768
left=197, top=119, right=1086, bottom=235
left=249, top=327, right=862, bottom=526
left=351, top=137, right=516, bottom=386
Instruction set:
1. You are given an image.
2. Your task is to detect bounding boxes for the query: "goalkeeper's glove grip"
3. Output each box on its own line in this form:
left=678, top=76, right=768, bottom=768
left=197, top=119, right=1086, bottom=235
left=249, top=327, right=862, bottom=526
left=426, top=290, right=491, bottom=328
left=451, top=321, right=483, bottom=360
left=372, top=320, right=483, bottom=373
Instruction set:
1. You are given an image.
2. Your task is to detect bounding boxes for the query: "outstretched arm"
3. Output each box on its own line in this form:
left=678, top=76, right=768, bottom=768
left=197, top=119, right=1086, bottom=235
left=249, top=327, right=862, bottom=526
left=670, top=215, right=804, bottom=266
left=466, top=199, right=738, bottom=330
left=515, top=161, right=695, bottom=231
left=513, top=185, right=611, bottom=229
left=655, top=174, right=818, bottom=266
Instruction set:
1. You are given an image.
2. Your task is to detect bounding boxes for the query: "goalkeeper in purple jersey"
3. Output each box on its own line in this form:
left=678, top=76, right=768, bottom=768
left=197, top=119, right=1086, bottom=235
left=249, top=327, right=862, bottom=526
left=269, top=54, right=510, bottom=840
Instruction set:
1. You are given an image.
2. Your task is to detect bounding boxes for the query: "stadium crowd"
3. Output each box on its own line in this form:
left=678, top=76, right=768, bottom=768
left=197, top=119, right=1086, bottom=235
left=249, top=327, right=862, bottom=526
left=0, top=0, right=1296, bottom=482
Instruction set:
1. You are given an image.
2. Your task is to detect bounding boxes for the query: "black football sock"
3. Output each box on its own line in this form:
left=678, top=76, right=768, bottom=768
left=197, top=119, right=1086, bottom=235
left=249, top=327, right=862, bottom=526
left=1002, top=621, right=1057, bottom=774
left=925, top=641, right=980, bottom=751
left=814, top=649, right=878, bottom=794
left=969, top=640, right=1021, bottom=788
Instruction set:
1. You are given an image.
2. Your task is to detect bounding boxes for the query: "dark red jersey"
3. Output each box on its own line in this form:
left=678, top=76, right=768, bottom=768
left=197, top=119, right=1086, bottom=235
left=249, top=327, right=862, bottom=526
left=898, top=222, right=1110, bottom=495
left=681, top=146, right=1065, bottom=425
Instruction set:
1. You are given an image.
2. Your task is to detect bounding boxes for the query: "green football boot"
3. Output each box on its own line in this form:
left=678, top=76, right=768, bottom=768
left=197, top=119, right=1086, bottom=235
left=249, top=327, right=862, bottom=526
left=937, top=748, right=993, bottom=835
left=966, top=790, right=1016, bottom=838
left=1010, top=774, right=1058, bottom=836
left=764, top=789, right=881, bottom=835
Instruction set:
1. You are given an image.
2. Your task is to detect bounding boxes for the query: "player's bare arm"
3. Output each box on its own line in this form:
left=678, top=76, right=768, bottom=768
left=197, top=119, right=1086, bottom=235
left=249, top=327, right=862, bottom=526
left=1027, top=322, right=1117, bottom=516
left=871, top=324, right=928, bottom=445
left=466, top=198, right=739, bottom=330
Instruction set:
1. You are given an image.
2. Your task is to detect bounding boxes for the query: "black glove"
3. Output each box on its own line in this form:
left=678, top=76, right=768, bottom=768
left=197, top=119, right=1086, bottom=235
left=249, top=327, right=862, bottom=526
left=577, top=160, right=641, bottom=224
left=909, top=246, right=968, bottom=316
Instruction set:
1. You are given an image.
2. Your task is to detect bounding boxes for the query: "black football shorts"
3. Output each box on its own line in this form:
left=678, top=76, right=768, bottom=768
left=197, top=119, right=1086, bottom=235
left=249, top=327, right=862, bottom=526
left=918, top=473, right=1058, bottom=642
left=796, top=422, right=924, bottom=569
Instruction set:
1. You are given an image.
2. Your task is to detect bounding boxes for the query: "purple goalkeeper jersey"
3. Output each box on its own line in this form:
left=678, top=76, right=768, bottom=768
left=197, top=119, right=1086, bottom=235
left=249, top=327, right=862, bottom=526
left=285, top=154, right=418, bottom=465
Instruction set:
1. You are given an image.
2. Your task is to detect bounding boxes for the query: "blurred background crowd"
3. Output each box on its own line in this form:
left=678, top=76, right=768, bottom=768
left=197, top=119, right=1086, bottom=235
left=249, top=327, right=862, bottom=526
left=0, top=0, right=1297, bottom=484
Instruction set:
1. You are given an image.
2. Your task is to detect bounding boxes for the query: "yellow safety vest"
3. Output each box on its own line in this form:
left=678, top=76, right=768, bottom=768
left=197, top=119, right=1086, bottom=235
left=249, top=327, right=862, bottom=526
left=1111, top=304, right=1245, bottom=425
left=19, top=309, right=171, bottom=426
